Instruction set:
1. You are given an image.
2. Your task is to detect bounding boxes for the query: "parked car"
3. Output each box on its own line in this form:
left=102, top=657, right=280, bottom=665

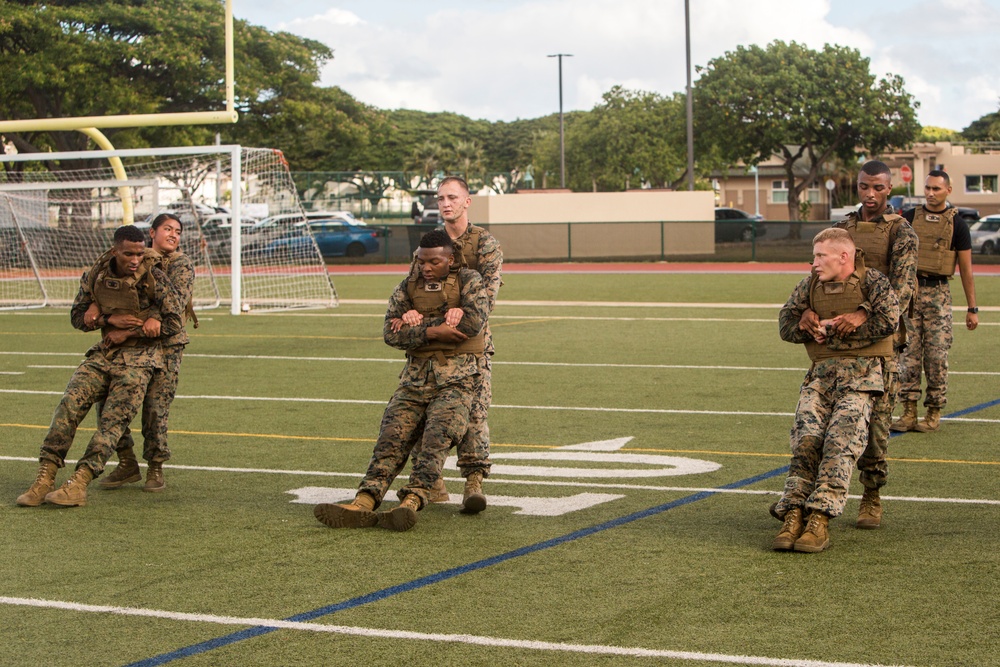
left=970, top=216, right=1000, bottom=255
left=259, top=219, right=383, bottom=260
left=714, top=207, right=766, bottom=242
left=197, top=214, right=260, bottom=256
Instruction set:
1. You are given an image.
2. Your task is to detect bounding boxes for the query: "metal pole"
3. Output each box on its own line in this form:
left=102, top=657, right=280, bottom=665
left=548, top=53, right=573, bottom=189
left=684, top=0, right=694, bottom=191
left=753, top=166, right=760, bottom=218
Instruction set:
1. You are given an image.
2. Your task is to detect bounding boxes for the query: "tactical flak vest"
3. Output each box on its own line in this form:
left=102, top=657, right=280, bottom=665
left=838, top=214, right=905, bottom=277
left=804, top=268, right=894, bottom=362
left=89, top=250, right=159, bottom=346
left=452, top=225, right=485, bottom=271
left=405, top=270, right=485, bottom=362
left=911, top=207, right=957, bottom=277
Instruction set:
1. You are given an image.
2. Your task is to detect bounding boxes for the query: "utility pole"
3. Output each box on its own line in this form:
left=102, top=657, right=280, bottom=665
left=548, top=53, right=573, bottom=189
left=684, top=0, right=694, bottom=191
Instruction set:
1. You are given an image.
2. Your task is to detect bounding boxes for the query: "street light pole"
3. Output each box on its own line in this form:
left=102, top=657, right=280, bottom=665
left=684, top=0, right=694, bottom=191
left=548, top=53, right=573, bottom=189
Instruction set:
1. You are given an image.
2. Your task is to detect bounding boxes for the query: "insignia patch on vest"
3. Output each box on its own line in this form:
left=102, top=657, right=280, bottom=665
left=104, top=278, right=122, bottom=290
left=856, top=222, right=877, bottom=233
left=424, top=282, right=442, bottom=292
left=926, top=214, right=941, bottom=222
left=822, top=282, right=846, bottom=295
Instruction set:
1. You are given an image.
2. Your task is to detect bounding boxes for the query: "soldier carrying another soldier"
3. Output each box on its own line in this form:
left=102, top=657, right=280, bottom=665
left=313, top=229, right=489, bottom=532
left=15, top=224, right=183, bottom=508
left=772, top=228, right=899, bottom=553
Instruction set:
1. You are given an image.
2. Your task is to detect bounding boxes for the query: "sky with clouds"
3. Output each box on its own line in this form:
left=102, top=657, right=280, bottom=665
left=235, top=0, right=1000, bottom=132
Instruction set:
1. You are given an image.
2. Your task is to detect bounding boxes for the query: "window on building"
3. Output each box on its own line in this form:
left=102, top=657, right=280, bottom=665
left=771, top=180, right=821, bottom=204
left=771, top=180, right=789, bottom=204
left=965, top=175, right=998, bottom=194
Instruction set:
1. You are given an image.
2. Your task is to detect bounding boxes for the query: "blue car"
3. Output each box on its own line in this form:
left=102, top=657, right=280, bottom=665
left=262, top=218, right=383, bottom=259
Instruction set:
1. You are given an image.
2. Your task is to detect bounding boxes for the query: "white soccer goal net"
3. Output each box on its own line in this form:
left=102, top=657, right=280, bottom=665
left=0, top=145, right=338, bottom=313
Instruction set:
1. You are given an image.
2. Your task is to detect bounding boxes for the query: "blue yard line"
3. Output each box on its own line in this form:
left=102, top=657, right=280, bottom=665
left=940, top=397, right=1000, bottom=418
left=123, top=466, right=788, bottom=667
left=888, top=397, right=1000, bottom=439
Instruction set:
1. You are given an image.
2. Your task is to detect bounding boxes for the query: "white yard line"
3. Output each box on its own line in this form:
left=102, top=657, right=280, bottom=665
left=0, top=595, right=915, bottom=667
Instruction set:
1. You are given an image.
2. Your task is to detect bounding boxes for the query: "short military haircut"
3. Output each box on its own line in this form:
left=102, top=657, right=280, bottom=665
left=439, top=176, right=470, bottom=194
left=928, top=169, right=951, bottom=186
left=114, top=224, right=147, bottom=245
left=859, top=160, right=892, bottom=179
left=813, top=227, right=855, bottom=253
left=418, top=229, right=454, bottom=252
left=151, top=212, right=183, bottom=232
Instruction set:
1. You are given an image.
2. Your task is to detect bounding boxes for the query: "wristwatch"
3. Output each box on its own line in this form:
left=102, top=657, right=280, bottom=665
left=968, top=307, right=979, bottom=314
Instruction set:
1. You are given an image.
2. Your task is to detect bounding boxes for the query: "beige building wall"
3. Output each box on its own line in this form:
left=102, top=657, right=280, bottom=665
left=469, top=190, right=716, bottom=258
left=911, top=143, right=1000, bottom=215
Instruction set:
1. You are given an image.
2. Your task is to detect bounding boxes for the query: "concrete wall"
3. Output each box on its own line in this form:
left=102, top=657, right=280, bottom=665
left=469, top=190, right=716, bottom=257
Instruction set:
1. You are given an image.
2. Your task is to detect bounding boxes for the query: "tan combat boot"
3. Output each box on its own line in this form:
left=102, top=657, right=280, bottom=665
left=44, top=467, right=95, bottom=507
left=143, top=462, right=166, bottom=492
left=793, top=511, right=830, bottom=553
left=460, top=471, right=487, bottom=514
left=914, top=407, right=941, bottom=433
left=314, top=492, right=378, bottom=529
left=16, top=461, right=59, bottom=507
left=428, top=476, right=450, bottom=503
left=772, top=507, right=804, bottom=551
left=890, top=401, right=918, bottom=432
left=856, top=488, right=882, bottom=529
left=98, top=448, right=142, bottom=489
left=377, top=493, right=421, bottom=532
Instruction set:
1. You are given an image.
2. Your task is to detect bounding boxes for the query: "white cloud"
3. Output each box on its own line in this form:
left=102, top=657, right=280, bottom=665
left=241, top=0, right=1000, bottom=130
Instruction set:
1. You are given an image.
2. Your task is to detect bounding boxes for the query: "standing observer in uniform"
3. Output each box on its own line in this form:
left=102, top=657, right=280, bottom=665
left=313, top=230, right=489, bottom=532
left=97, top=213, right=196, bottom=492
left=772, top=228, right=899, bottom=553
left=891, top=170, right=979, bottom=433
left=16, top=225, right=183, bottom=508
left=796, top=160, right=917, bottom=530
left=404, top=176, right=502, bottom=513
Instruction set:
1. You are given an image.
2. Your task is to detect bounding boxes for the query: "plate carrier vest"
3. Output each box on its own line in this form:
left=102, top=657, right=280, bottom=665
left=838, top=213, right=906, bottom=277
left=405, top=269, right=485, bottom=363
left=804, top=264, right=894, bottom=362
left=910, top=207, right=957, bottom=277
left=87, top=248, right=160, bottom=347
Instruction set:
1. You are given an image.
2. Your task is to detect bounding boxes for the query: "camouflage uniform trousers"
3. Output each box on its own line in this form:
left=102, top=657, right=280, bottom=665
left=898, top=282, right=952, bottom=408
left=775, top=375, right=875, bottom=519
left=358, top=371, right=476, bottom=508
left=856, top=361, right=898, bottom=491
left=38, top=354, right=154, bottom=478
left=109, top=344, right=185, bottom=463
left=455, top=355, right=492, bottom=477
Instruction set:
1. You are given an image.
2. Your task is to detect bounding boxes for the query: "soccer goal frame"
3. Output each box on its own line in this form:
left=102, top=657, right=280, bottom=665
left=0, top=145, right=338, bottom=314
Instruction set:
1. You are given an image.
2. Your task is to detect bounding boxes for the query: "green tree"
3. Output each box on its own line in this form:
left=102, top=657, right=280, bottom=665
left=0, top=0, right=332, bottom=160
left=917, top=126, right=961, bottom=143
left=564, top=86, right=688, bottom=192
left=962, top=110, right=1000, bottom=142
left=695, top=41, right=919, bottom=225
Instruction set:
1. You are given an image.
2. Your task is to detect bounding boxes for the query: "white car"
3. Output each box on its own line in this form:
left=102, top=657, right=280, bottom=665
left=970, top=216, right=1000, bottom=255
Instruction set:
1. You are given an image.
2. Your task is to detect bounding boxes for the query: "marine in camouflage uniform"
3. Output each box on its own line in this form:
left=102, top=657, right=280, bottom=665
left=894, top=171, right=979, bottom=432
left=109, top=248, right=195, bottom=466
left=409, top=177, right=502, bottom=511
left=436, top=219, right=501, bottom=478
left=314, top=230, right=489, bottom=531
left=16, top=226, right=183, bottom=507
left=773, top=229, right=899, bottom=552
left=825, top=161, right=917, bottom=529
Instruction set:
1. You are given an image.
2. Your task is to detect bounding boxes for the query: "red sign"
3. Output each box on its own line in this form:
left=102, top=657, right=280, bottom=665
left=900, top=165, right=913, bottom=183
